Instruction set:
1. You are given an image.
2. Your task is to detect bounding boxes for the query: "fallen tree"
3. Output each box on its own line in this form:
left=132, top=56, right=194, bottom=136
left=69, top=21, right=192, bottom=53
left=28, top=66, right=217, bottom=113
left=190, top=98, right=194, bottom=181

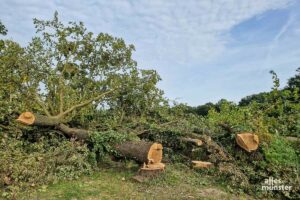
left=16, top=111, right=165, bottom=171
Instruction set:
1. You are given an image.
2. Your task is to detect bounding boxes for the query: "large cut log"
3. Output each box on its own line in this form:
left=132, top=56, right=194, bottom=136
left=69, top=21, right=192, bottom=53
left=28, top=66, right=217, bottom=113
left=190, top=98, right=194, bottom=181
left=236, top=132, right=259, bottom=152
left=115, top=141, right=163, bottom=164
left=16, top=112, right=61, bottom=126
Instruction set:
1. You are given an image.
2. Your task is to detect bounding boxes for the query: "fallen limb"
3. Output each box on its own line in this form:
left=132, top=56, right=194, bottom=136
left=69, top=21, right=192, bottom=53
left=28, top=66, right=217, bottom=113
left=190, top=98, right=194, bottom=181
left=56, top=123, right=89, bottom=140
left=17, top=112, right=61, bottom=126
left=17, top=112, right=89, bottom=140
left=180, top=137, right=203, bottom=146
left=192, top=161, right=213, bottom=169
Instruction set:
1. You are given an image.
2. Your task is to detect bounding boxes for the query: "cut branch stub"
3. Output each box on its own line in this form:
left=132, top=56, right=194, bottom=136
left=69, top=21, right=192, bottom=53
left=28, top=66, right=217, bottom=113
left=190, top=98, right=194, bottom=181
left=115, top=141, right=163, bottom=164
left=17, top=112, right=61, bottom=126
left=16, top=112, right=35, bottom=125
left=180, top=137, right=203, bottom=146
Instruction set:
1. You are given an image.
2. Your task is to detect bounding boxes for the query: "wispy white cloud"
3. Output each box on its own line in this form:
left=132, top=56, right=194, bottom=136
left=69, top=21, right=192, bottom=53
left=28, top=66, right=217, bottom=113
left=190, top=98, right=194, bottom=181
left=1, top=0, right=293, bottom=63
left=264, top=13, right=295, bottom=68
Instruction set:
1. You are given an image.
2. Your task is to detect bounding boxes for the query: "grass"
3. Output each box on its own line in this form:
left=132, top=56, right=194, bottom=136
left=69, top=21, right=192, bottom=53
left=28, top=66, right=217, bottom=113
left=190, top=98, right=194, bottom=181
left=20, top=163, right=252, bottom=200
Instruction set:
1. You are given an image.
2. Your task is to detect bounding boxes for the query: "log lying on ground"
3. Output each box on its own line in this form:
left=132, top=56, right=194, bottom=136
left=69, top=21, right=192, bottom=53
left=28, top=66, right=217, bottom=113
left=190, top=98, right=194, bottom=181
left=192, top=161, right=213, bottom=169
left=236, top=133, right=259, bottom=152
left=117, top=142, right=165, bottom=183
left=115, top=141, right=163, bottom=164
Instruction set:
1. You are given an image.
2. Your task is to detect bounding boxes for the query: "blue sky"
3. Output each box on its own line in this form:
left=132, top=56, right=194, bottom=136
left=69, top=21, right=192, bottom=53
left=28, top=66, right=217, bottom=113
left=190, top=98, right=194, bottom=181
left=1, top=0, right=300, bottom=106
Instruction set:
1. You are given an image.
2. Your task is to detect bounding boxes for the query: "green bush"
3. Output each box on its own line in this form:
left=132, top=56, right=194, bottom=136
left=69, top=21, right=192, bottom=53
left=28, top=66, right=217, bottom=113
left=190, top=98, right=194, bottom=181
left=263, top=137, right=299, bottom=167
left=0, top=131, right=94, bottom=199
left=89, top=130, right=138, bottom=160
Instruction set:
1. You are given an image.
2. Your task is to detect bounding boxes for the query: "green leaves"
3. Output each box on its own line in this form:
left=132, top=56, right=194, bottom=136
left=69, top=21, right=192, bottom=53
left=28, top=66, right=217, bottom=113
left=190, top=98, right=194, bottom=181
left=0, top=21, right=7, bottom=35
left=89, top=130, right=137, bottom=159
left=263, top=136, right=298, bottom=167
left=1, top=12, right=165, bottom=123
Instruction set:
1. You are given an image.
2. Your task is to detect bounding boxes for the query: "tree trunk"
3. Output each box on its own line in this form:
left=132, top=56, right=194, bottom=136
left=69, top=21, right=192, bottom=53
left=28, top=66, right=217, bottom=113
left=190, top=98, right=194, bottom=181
left=115, top=141, right=163, bottom=164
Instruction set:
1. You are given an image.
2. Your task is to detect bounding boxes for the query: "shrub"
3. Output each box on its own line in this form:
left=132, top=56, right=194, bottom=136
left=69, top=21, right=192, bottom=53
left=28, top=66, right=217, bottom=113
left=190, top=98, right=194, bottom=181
left=0, top=130, right=94, bottom=199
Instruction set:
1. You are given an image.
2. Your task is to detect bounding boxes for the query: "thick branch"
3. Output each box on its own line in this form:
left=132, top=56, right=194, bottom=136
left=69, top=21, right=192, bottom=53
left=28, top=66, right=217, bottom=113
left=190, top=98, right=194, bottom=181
left=56, top=89, right=114, bottom=118
left=56, top=123, right=89, bottom=140
left=34, top=94, right=51, bottom=117
left=17, top=112, right=60, bottom=126
left=16, top=112, right=89, bottom=140
left=180, top=137, right=203, bottom=146
left=59, top=89, right=64, bottom=114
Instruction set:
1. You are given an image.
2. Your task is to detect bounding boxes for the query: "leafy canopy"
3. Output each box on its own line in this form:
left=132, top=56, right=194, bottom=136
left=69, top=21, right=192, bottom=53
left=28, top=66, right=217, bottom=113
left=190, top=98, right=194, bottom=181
left=0, top=12, right=163, bottom=122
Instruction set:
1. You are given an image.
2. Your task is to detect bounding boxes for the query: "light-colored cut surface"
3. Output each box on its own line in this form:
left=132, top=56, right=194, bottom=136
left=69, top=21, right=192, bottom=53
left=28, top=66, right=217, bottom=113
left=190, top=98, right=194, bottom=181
left=16, top=112, right=35, bottom=125
left=147, top=143, right=163, bottom=164
left=192, top=161, right=213, bottom=169
left=236, top=133, right=259, bottom=152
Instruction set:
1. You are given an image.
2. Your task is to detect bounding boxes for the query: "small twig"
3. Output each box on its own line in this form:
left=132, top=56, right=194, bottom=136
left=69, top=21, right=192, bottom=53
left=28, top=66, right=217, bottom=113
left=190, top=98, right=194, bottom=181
left=34, top=94, right=52, bottom=117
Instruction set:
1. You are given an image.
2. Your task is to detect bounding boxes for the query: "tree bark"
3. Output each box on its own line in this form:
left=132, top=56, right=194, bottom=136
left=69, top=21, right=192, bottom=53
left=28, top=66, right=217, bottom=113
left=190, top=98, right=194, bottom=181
left=180, top=137, right=203, bottom=146
left=56, top=123, right=89, bottom=141
left=17, top=113, right=164, bottom=164
left=115, top=141, right=163, bottom=164
left=17, top=112, right=89, bottom=140
left=17, top=112, right=61, bottom=126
